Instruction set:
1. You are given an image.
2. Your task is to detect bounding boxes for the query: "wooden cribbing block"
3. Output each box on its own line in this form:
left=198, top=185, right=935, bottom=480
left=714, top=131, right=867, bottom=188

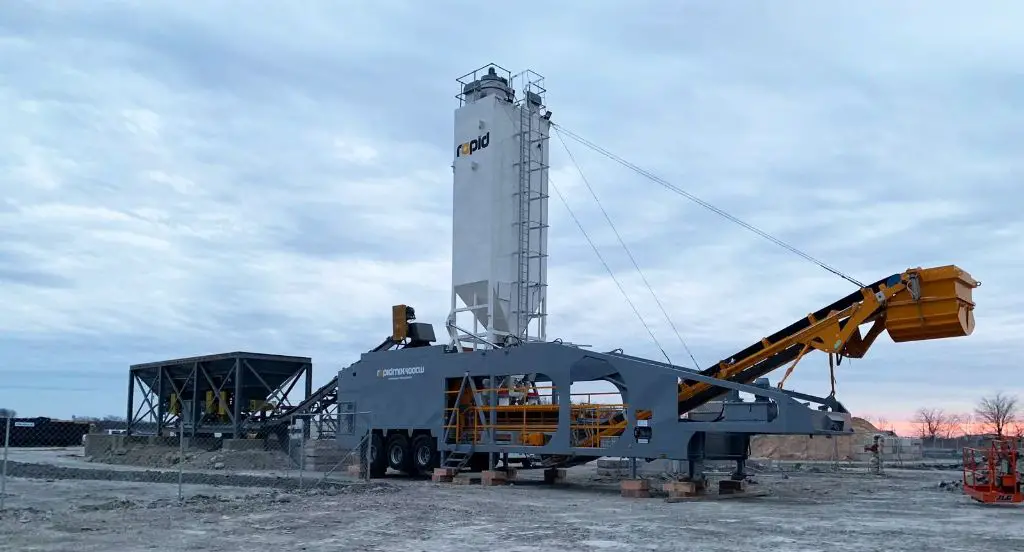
left=481, top=470, right=508, bottom=486
left=621, top=479, right=651, bottom=498
left=432, top=467, right=457, bottom=483
left=663, top=481, right=702, bottom=498
left=621, top=479, right=649, bottom=490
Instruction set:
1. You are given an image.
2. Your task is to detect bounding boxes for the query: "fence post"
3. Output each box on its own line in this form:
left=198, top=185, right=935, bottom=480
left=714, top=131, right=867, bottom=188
left=299, top=416, right=305, bottom=490
left=1, top=416, right=10, bottom=511
left=177, top=418, right=184, bottom=503
left=367, top=411, right=374, bottom=482
left=361, top=412, right=370, bottom=482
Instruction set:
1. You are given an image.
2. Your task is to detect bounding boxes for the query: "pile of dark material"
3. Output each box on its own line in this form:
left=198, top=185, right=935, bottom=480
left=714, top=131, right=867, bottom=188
left=900, top=462, right=962, bottom=471
left=0, top=418, right=90, bottom=447
left=937, top=480, right=963, bottom=492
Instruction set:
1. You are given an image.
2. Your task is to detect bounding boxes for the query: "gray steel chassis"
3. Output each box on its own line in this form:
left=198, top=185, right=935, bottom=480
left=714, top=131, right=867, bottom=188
left=335, top=341, right=851, bottom=473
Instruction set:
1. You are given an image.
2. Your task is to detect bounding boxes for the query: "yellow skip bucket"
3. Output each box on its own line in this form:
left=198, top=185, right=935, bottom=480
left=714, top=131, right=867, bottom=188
left=886, top=265, right=979, bottom=343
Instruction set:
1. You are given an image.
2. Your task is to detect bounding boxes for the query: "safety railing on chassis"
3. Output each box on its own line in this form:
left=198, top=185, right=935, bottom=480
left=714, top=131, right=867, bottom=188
left=442, top=388, right=626, bottom=448
left=444, top=384, right=625, bottom=403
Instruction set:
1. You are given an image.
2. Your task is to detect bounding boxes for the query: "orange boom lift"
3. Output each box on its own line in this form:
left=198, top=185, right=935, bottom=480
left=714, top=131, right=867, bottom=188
left=962, top=439, right=1023, bottom=505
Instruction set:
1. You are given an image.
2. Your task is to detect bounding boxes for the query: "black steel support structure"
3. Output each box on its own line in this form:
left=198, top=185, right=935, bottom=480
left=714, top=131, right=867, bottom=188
left=126, top=352, right=312, bottom=439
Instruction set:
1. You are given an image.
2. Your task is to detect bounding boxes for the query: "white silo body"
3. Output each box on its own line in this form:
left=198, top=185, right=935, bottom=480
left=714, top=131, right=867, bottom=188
left=448, top=65, right=550, bottom=349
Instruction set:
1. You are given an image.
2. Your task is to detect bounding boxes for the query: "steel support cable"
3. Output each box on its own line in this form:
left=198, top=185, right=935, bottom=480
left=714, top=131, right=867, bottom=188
left=492, top=103, right=670, bottom=362
left=549, top=177, right=674, bottom=366
left=550, top=123, right=866, bottom=289
left=554, top=126, right=701, bottom=369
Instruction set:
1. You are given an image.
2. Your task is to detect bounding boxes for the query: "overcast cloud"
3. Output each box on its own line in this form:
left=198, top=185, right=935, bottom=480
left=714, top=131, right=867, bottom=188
left=1, top=1, right=1021, bottom=428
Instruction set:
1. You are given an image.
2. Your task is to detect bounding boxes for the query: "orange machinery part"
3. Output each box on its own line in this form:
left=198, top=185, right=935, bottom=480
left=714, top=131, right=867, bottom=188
left=962, top=439, right=1023, bottom=505
left=887, top=265, right=979, bottom=342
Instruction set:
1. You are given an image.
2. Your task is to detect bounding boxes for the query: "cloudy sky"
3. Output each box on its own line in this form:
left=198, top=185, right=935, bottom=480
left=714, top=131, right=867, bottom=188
left=1, top=1, right=1020, bottom=432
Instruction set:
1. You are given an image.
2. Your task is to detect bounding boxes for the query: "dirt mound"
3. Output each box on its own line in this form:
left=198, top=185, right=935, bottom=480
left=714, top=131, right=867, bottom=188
left=89, top=445, right=295, bottom=471
left=750, top=417, right=880, bottom=461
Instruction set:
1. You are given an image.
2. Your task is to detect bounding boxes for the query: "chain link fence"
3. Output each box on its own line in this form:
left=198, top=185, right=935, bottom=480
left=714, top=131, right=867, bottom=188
left=0, top=414, right=373, bottom=513
left=1, top=416, right=10, bottom=511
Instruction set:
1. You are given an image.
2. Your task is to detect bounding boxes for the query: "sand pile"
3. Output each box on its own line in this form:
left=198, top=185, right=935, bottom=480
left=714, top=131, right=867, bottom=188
left=750, top=417, right=879, bottom=461
left=89, top=445, right=296, bottom=471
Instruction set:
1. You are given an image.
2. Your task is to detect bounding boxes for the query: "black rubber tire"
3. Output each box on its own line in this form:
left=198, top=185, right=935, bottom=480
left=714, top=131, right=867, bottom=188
left=385, top=433, right=414, bottom=474
left=410, top=434, right=439, bottom=477
left=369, top=433, right=387, bottom=478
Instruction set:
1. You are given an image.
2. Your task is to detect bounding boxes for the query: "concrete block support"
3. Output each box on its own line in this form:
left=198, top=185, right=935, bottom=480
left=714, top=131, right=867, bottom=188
left=84, top=434, right=124, bottom=457
left=303, top=441, right=352, bottom=472
left=543, top=468, right=567, bottom=484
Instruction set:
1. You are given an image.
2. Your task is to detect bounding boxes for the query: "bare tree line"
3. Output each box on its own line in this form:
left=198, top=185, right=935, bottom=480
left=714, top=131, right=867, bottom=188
left=860, top=392, right=1021, bottom=442
left=912, top=392, right=1020, bottom=442
left=71, top=415, right=127, bottom=422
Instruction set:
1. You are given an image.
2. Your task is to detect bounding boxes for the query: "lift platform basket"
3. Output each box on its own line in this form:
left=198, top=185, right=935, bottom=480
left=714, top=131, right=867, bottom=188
left=885, top=265, right=979, bottom=343
left=962, top=439, right=1022, bottom=504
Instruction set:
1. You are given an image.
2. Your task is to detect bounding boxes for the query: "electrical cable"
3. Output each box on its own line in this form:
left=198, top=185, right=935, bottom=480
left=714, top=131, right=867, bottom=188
left=549, top=177, right=674, bottom=366
left=550, top=123, right=866, bottom=289
left=554, top=127, right=701, bottom=368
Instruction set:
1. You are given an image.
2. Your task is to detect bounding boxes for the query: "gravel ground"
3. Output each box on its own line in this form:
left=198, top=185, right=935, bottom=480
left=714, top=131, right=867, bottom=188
left=4, top=446, right=309, bottom=478
left=1, top=451, right=1022, bottom=551
left=2, top=460, right=348, bottom=490
left=88, top=446, right=297, bottom=471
